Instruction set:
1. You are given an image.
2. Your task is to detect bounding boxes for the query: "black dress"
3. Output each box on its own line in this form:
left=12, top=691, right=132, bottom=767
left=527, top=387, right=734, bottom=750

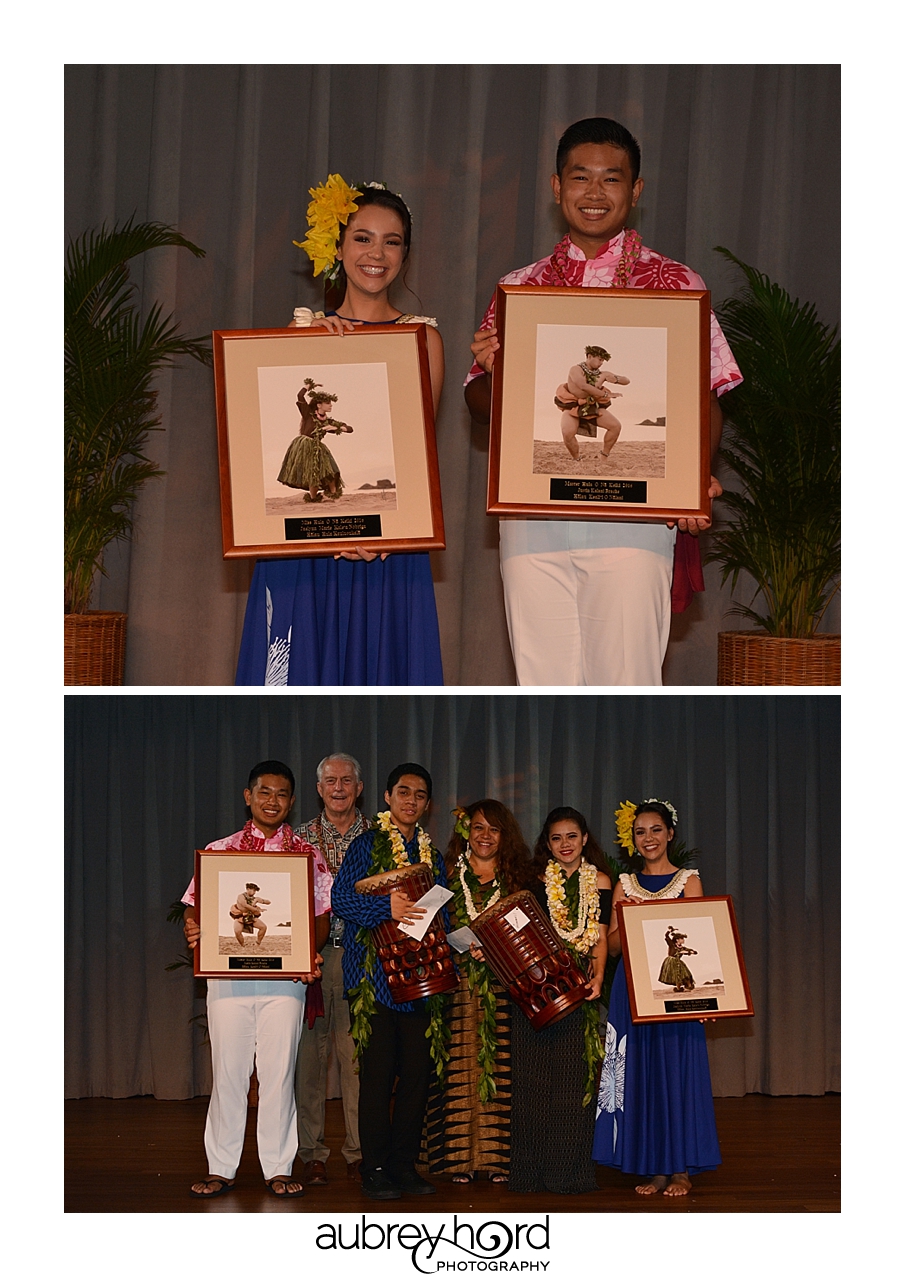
left=508, top=879, right=612, bottom=1195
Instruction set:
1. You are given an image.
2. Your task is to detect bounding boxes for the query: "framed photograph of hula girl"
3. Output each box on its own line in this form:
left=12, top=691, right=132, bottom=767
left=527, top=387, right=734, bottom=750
left=214, top=325, right=445, bottom=557
left=487, top=284, right=711, bottom=522
left=193, top=848, right=316, bottom=979
left=616, top=896, right=754, bottom=1024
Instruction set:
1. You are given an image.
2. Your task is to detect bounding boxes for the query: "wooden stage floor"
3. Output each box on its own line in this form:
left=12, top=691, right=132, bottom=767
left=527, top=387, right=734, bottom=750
left=65, top=1093, right=839, bottom=1213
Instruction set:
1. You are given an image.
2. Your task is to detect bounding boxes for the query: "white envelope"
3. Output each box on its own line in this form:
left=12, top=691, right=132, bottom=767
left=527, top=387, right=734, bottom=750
left=396, top=884, right=453, bottom=941
left=446, top=925, right=479, bottom=953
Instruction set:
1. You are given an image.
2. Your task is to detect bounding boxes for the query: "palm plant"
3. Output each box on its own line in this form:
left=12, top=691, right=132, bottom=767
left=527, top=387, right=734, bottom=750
left=708, top=249, right=840, bottom=637
left=65, top=217, right=212, bottom=614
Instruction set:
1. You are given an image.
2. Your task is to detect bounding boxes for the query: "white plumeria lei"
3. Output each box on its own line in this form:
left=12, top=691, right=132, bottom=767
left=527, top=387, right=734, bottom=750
left=544, top=858, right=601, bottom=953
left=457, top=853, right=501, bottom=920
left=376, top=810, right=434, bottom=868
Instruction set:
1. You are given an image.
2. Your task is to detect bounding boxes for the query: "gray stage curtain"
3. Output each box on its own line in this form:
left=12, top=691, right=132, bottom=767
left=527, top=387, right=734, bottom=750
left=64, top=694, right=840, bottom=1100
left=64, top=65, right=840, bottom=686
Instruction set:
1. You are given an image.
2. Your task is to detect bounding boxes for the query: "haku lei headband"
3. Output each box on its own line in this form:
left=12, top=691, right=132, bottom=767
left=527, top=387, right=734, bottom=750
left=293, top=174, right=407, bottom=283
left=452, top=807, right=471, bottom=842
left=614, top=798, right=679, bottom=855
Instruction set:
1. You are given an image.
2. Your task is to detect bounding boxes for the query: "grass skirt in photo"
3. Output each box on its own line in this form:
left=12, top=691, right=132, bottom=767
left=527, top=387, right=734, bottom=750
left=235, top=554, right=443, bottom=686
left=277, top=433, right=343, bottom=494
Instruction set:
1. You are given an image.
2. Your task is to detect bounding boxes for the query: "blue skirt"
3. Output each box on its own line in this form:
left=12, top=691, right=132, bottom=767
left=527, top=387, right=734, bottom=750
left=592, top=960, right=721, bottom=1177
left=235, top=554, right=443, bottom=686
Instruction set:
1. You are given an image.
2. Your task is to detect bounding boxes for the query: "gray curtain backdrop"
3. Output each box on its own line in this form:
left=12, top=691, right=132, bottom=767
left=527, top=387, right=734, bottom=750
left=65, top=65, right=841, bottom=684
left=65, top=694, right=840, bottom=1101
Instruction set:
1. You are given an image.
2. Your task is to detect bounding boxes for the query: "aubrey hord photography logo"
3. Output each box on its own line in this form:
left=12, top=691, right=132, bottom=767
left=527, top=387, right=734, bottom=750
left=315, top=1216, right=553, bottom=1273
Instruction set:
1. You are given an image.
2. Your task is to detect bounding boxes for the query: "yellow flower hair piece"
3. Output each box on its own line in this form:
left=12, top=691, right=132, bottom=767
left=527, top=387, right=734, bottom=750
left=614, top=800, right=637, bottom=855
left=293, top=173, right=362, bottom=281
left=615, top=797, right=679, bottom=858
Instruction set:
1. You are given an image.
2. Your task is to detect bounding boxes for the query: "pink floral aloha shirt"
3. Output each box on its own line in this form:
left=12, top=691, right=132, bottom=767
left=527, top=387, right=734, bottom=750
left=466, top=230, right=742, bottom=396
left=182, top=822, right=332, bottom=916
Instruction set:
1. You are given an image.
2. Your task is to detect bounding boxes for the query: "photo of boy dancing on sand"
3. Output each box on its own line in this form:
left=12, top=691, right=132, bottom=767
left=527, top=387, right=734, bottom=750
left=553, top=344, right=630, bottom=461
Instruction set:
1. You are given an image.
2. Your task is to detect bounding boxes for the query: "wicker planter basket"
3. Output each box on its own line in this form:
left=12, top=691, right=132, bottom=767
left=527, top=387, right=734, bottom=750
left=717, top=631, right=840, bottom=686
left=64, top=611, right=127, bottom=685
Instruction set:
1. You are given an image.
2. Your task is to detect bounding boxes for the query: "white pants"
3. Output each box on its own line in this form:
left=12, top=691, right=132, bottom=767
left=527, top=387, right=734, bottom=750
left=500, top=546, right=672, bottom=686
left=204, top=980, right=306, bottom=1180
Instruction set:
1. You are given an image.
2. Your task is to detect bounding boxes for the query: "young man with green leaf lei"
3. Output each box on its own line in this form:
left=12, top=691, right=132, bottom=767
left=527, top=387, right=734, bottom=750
left=330, top=762, right=449, bottom=1201
left=424, top=799, right=532, bottom=1184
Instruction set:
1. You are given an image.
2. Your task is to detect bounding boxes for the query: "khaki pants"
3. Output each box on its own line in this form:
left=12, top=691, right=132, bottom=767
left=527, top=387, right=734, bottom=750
left=295, top=942, right=360, bottom=1163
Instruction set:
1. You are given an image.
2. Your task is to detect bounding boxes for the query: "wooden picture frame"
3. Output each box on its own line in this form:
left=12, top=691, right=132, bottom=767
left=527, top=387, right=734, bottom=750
left=616, top=896, right=754, bottom=1024
left=193, top=848, right=316, bottom=979
left=214, top=326, right=445, bottom=557
left=487, top=285, right=711, bottom=522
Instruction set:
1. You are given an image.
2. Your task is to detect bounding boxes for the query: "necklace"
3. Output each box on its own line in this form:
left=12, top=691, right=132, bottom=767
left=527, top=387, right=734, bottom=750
left=457, top=853, right=501, bottom=920
left=621, top=869, right=695, bottom=901
left=547, top=228, right=643, bottom=289
left=239, top=820, right=294, bottom=851
left=375, top=810, right=434, bottom=869
left=544, top=859, right=600, bottom=953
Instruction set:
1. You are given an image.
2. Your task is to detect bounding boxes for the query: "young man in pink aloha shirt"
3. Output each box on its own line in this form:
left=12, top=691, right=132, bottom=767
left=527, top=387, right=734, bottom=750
left=465, top=116, right=743, bottom=687
left=182, top=759, right=332, bottom=1199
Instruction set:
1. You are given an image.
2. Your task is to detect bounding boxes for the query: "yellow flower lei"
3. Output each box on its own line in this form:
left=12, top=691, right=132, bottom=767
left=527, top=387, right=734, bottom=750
left=375, top=810, right=434, bottom=868
left=293, top=173, right=361, bottom=281
left=544, top=858, right=600, bottom=954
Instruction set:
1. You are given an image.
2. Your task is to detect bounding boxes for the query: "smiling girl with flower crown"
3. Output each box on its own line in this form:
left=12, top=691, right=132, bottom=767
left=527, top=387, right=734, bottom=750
left=235, top=176, right=445, bottom=687
left=592, top=798, right=721, bottom=1197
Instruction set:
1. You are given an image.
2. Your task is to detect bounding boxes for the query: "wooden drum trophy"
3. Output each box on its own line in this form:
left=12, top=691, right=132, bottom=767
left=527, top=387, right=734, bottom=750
left=355, top=862, right=458, bottom=1001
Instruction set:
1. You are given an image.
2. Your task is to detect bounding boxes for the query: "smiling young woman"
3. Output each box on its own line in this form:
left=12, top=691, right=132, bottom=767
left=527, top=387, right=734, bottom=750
left=235, top=179, right=445, bottom=688
left=593, top=799, right=720, bottom=1198
left=501, top=807, right=612, bottom=1196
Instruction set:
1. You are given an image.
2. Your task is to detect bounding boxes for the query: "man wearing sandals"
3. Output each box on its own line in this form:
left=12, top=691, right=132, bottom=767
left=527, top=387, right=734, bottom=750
left=465, top=116, right=742, bottom=686
left=182, top=760, right=332, bottom=1199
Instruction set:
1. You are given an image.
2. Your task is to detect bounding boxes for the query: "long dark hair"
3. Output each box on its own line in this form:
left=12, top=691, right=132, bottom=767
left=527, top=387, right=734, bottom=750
left=531, top=805, right=609, bottom=878
left=445, top=799, right=532, bottom=893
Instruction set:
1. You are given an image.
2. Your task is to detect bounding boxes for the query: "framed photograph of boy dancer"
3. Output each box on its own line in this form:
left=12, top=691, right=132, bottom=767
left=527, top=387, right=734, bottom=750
left=214, top=325, right=445, bottom=557
left=616, top=896, right=754, bottom=1024
left=487, top=285, right=711, bottom=522
left=193, top=848, right=317, bottom=979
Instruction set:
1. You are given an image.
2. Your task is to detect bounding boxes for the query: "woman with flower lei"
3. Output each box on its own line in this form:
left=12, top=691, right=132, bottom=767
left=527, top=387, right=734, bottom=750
left=235, top=176, right=444, bottom=687
left=506, top=807, right=612, bottom=1195
left=424, top=799, right=532, bottom=1186
left=592, top=799, right=721, bottom=1197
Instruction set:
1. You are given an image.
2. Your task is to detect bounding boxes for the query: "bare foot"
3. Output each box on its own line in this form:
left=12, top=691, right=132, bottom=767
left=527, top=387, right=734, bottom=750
left=635, top=1175, right=668, bottom=1195
left=663, top=1173, right=691, bottom=1196
left=266, top=1176, right=304, bottom=1197
left=190, top=1176, right=235, bottom=1197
